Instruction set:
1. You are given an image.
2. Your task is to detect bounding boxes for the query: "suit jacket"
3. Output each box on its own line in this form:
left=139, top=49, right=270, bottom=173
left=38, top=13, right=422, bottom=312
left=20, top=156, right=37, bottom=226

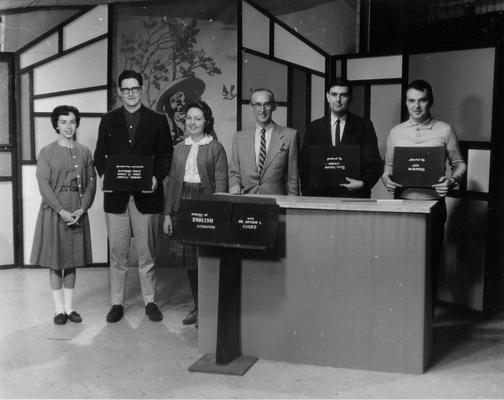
left=164, top=138, right=229, bottom=215
left=229, top=123, right=299, bottom=195
left=94, top=105, right=173, bottom=214
left=300, top=113, right=383, bottom=198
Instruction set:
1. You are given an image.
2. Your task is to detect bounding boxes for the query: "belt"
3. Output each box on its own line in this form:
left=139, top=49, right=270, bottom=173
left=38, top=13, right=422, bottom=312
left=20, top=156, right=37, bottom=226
left=61, top=185, right=78, bottom=192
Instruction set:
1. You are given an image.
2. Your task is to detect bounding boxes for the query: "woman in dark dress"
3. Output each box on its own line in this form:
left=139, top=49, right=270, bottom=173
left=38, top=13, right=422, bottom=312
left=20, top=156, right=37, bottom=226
left=163, top=101, right=228, bottom=327
left=31, top=105, right=96, bottom=325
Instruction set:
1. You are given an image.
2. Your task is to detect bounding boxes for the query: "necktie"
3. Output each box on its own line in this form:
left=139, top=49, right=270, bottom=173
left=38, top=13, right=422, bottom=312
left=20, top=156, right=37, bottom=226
left=258, top=128, right=266, bottom=175
left=335, top=118, right=341, bottom=146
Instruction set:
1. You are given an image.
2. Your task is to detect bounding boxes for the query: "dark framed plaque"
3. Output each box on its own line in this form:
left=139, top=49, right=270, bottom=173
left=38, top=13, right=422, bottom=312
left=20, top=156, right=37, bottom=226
left=173, top=194, right=233, bottom=246
left=174, top=194, right=279, bottom=250
left=393, top=146, right=445, bottom=187
left=103, top=154, right=154, bottom=191
left=227, top=196, right=279, bottom=249
left=310, top=145, right=360, bottom=186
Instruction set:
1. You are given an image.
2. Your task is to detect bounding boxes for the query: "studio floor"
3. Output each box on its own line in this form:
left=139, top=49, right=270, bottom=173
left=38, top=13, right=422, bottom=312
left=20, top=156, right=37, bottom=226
left=1, top=267, right=504, bottom=399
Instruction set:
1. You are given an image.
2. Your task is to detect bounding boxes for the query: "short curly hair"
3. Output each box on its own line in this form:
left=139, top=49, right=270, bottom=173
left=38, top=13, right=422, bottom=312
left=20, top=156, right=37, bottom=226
left=50, top=105, right=81, bottom=131
left=185, top=100, right=214, bottom=134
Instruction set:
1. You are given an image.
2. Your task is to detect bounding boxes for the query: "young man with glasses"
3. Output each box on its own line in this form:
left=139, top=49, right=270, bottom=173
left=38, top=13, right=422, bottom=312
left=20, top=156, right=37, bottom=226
left=229, top=88, right=299, bottom=195
left=94, top=70, right=173, bottom=323
left=300, top=77, right=382, bottom=198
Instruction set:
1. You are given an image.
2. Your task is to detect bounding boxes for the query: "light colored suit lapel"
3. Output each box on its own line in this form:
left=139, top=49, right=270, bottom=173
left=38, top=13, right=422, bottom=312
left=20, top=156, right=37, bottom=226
left=261, top=123, right=284, bottom=178
left=243, top=127, right=258, bottom=175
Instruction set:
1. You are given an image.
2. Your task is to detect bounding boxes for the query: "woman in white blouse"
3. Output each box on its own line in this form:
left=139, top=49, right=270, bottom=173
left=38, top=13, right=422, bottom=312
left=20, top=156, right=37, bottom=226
left=163, top=100, right=228, bottom=327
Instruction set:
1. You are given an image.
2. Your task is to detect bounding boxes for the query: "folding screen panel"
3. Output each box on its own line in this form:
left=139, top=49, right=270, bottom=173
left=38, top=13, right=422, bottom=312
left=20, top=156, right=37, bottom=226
left=18, top=5, right=108, bottom=266
left=0, top=54, right=15, bottom=267
left=408, top=47, right=495, bottom=310
left=240, top=0, right=328, bottom=137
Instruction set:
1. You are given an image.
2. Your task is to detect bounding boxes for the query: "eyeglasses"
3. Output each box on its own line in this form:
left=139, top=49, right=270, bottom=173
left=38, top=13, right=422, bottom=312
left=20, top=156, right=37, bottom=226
left=120, top=86, right=141, bottom=94
left=252, top=102, right=273, bottom=110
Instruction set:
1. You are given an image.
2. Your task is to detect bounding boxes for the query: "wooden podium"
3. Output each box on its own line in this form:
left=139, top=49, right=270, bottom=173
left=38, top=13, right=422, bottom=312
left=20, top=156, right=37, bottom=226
left=174, top=194, right=279, bottom=375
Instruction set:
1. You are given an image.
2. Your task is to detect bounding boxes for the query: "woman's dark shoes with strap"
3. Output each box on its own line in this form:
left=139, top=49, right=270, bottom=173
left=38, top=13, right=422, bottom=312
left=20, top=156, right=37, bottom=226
left=53, top=313, right=68, bottom=325
left=67, top=311, right=82, bottom=323
left=182, top=309, right=197, bottom=325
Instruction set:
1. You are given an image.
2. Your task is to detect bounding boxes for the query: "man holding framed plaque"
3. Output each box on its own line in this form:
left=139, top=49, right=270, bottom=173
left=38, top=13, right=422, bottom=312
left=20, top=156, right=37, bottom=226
left=300, top=77, right=382, bottom=198
left=381, top=79, right=466, bottom=306
left=381, top=79, right=466, bottom=200
left=94, top=70, right=173, bottom=323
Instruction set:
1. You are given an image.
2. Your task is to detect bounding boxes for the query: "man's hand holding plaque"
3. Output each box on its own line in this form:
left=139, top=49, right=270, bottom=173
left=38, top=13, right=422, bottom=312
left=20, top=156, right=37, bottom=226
left=142, top=176, right=157, bottom=193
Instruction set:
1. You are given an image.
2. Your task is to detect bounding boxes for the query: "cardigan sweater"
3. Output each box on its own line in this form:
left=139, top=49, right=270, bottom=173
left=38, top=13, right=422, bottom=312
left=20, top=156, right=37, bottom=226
left=164, top=137, right=228, bottom=215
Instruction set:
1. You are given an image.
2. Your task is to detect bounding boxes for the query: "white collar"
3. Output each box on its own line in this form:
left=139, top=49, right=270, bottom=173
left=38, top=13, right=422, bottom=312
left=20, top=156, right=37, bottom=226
left=185, top=135, right=213, bottom=146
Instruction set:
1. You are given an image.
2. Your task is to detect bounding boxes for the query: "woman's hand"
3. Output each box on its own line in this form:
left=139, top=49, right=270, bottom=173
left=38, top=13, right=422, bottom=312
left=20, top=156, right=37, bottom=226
left=58, top=209, right=75, bottom=225
left=163, top=215, right=173, bottom=236
left=70, top=208, right=84, bottom=224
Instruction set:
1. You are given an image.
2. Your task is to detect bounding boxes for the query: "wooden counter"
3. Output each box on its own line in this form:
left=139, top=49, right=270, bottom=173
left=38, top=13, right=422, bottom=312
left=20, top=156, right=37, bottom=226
left=197, top=195, right=441, bottom=374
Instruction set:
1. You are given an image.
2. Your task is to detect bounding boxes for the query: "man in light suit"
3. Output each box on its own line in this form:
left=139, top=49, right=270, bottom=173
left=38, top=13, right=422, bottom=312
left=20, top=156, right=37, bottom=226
left=229, top=88, right=299, bottom=195
left=300, top=77, right=382, bottom=198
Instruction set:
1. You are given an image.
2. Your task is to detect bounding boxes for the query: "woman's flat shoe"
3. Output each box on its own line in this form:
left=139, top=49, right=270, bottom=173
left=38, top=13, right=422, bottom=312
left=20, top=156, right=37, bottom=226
left=67, top=311, right=82, bottom=323
left=53, top=313, right=68, bottom=325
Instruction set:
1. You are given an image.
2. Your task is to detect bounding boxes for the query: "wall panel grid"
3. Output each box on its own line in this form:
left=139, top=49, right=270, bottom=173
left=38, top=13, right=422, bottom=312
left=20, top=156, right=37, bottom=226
left=274, top=23, right=325, bottom=73
left=63, top=5, right=108, bottom=51
left=242, top=1, right=270, bottom=55
left=19, top=32, right=59, bottom=70
left=33, top=38, right=108, bottom=95
left=346, top=55, right=403, bottom=81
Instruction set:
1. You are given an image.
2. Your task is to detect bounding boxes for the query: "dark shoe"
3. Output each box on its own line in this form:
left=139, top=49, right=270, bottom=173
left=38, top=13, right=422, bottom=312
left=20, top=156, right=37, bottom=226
left=145, top=303, right=163, bottom=322
left=67, top=311, right=82, bottom=323
left=183, top=309, right=197, bottom=325
left=106, top=305, right=124, bottom=323
left=53, top=313, right=67, bottom=325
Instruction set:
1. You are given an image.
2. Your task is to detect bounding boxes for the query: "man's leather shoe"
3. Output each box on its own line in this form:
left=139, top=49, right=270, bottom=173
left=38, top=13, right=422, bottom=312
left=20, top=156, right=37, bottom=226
left=145, top=303, right=163, bottom=322
left=106, top=305, right=124, bottom=323
left=67, top=311, right=82, bottom=323
left=182, top=309, right=197, bottom=325
left=53, top=313, right=67, bottom=325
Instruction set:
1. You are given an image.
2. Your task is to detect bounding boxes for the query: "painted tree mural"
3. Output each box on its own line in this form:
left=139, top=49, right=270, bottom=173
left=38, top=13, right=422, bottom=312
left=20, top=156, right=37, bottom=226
left=119, top=17, right=222, bottom=107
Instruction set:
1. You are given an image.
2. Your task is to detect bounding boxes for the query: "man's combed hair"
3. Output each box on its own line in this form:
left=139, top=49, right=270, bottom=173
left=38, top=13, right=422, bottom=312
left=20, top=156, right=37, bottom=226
left=118, top=70, right=143, bottom=87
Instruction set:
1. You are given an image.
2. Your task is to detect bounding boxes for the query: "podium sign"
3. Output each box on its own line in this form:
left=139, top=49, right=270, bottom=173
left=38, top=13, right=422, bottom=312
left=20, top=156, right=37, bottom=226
left=393, top=146, right=445, bottom=187
left=180, top=194, right=279, bottom=376
left=174, top=195, right=279, bottom=250
left=174, top=195, right=232, bottom=246
left=228, top=197, right=279, bottom=249
left=310, top=145, right=360, bottom=186
left=103, top=154, right=154, bottom=191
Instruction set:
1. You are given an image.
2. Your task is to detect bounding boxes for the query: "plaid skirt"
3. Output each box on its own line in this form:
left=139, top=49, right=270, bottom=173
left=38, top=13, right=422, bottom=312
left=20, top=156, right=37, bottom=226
left=166, top=182, right=204, bottom=270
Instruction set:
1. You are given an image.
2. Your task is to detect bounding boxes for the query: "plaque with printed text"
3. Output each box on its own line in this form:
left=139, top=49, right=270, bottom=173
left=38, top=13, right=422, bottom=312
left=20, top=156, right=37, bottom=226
left=174, top=194, right=279, bottom=250
left=227, top=196, right=279, bottom=249
left=392, top=146, right=445, bottom=187
left=310, top=145, right=360, bottom=186
left=174, top=195, right=233, bottom=246
left=103, top=155, right=154, bottom=191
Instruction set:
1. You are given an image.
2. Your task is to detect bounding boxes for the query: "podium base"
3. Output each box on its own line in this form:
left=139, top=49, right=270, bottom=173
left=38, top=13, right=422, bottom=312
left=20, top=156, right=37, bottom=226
left=188, top=353, right=258, bottom=375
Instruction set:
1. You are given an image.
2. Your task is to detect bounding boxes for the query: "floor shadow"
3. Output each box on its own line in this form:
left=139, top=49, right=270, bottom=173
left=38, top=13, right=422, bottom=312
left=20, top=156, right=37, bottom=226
left=430, top=305, right=504, bottom=369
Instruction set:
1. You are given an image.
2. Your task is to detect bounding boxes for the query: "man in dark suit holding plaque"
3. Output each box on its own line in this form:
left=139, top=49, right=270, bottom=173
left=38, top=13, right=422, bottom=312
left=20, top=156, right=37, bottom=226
left=94, top=70, right=173, bottom=323
left=300, top=77, right=382, bottom=198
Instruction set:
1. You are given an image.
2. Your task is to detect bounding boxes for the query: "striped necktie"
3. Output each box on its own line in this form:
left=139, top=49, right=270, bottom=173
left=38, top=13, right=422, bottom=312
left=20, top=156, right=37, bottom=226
left=258, top=127, right=266, bottom=175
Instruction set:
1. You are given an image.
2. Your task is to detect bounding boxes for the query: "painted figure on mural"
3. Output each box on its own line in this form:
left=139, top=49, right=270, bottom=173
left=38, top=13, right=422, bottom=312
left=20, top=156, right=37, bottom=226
left=156, top=77, right=206, bottom=145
